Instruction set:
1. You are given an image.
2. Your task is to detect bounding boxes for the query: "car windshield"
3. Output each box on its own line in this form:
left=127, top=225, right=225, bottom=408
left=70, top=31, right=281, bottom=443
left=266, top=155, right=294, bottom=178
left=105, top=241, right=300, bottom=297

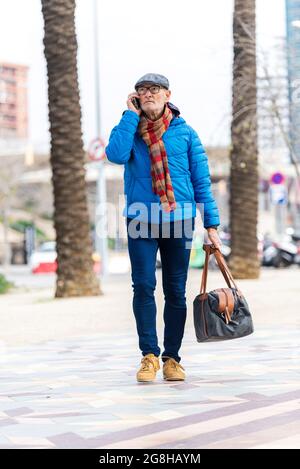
left=38, top=242, right=56, bottom=252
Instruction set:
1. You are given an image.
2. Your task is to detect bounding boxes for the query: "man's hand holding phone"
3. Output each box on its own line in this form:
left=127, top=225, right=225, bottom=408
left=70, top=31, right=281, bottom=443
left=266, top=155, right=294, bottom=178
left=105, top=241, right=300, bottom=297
left=127, top=92, right=142, bottom=116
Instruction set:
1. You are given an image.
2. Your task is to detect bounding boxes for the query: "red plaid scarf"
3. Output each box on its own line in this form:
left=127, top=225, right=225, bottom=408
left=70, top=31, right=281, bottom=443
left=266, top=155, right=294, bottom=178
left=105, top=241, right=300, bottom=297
left=138, top=105, right=176, bottom=213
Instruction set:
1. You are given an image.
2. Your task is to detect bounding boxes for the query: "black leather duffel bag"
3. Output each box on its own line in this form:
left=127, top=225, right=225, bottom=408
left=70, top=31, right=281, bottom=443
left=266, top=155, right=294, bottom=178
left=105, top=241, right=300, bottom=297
left=193, top=243, right=254, bottom=342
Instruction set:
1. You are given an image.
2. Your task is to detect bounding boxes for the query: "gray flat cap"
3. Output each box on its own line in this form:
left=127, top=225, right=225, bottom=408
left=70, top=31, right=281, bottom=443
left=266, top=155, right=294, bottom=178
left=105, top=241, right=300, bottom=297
left=134, top=73, right=169, bottom=90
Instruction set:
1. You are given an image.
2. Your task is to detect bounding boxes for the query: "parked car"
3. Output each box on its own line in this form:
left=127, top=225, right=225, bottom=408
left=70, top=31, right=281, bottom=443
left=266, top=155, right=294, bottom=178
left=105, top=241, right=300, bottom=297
left=29, top=241, right=57, bottom=273
left=29, top=241, right=101, bottom=274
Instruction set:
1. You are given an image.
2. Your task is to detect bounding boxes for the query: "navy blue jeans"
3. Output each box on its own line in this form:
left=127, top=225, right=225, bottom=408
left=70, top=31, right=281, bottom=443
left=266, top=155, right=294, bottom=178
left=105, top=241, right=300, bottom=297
left=126, top=216, right=195, bottom=363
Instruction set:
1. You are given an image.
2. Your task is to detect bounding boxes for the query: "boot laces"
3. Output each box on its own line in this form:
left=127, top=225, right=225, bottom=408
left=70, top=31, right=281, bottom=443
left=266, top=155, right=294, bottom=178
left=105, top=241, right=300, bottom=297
left=141, top=356, right=155, bottom=371
left=167, top=358, right=184, bottom=371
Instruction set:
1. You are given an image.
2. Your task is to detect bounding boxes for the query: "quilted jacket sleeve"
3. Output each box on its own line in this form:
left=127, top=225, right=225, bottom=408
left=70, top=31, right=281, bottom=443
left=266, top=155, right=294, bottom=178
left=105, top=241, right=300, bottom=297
left=188, top=126, right=220, bottom=229
left=105, top=110, right=140, bottom=164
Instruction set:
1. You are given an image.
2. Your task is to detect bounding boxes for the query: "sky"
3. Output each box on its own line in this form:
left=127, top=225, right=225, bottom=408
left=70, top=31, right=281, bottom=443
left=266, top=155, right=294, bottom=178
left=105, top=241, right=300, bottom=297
left=0, top=0, right=287, bottom=152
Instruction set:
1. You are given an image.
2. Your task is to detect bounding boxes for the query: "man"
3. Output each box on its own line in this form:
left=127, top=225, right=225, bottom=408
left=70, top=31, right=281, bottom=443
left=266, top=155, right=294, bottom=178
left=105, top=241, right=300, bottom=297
left=105, top=73, right=222, bottom=383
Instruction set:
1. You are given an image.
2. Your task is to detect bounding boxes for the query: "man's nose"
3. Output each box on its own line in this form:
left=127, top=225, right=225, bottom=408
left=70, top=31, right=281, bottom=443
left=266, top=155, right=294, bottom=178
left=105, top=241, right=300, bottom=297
left=144, top=89, right=153, bottom=97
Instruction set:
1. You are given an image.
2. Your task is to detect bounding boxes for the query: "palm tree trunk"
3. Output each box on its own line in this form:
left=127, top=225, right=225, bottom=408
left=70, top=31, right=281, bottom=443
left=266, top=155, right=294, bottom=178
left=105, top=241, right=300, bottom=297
left=229, top=0, right=260, bottom=279
left=41, top=0, right=102, bottom=297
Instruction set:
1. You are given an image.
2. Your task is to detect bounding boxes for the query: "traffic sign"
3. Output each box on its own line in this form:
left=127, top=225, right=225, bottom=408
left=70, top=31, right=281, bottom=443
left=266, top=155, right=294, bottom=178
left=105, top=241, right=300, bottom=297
left=88, top=137, right=106, bottom=161
left=269, top=184, right=287, bottom=205
left=270, top=172, right=285, bottom=185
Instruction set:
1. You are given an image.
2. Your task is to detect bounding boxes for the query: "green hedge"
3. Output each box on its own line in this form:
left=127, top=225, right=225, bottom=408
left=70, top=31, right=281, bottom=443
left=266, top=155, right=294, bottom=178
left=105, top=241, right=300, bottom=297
left=0, top=274, right=14, bottom=294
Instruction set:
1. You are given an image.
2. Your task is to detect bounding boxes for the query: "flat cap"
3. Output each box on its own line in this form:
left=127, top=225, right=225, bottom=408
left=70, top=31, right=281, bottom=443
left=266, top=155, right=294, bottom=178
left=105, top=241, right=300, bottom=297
left=134, top=73, right=169, bottom=90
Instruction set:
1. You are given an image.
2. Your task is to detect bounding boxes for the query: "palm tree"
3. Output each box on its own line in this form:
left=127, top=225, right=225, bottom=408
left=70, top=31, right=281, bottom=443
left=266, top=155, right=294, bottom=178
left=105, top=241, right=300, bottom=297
left=41, top=0, right=101, bottom=297
left=229, top=0, right=260, bottom=279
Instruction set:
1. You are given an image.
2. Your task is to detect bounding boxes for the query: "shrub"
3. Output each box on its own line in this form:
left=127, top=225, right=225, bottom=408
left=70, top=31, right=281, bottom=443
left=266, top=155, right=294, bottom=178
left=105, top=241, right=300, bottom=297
left=9, top=220, right=46, bottom=240
left=0, top=274, right=14, bottom=294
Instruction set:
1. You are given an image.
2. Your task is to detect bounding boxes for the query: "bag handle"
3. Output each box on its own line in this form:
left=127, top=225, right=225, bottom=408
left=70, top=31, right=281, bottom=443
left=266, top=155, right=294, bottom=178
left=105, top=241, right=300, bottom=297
left=200, top=244, right=231, bottom=294
left=199, top=243, right=242, bottom=296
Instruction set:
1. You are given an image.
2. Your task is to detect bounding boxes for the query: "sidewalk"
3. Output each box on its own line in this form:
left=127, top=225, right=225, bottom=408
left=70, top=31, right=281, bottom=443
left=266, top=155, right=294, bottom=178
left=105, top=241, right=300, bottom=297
left=0, top=266, right=299, bottom=346
left=0, top=267, right=299, bottom=448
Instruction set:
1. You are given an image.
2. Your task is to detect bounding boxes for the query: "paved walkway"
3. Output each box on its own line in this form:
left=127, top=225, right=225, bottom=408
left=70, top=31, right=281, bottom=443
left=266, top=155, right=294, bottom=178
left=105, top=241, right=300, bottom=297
left=0, top=326, right=299, bottom=449
left=0, top=267, right=299, bottom=448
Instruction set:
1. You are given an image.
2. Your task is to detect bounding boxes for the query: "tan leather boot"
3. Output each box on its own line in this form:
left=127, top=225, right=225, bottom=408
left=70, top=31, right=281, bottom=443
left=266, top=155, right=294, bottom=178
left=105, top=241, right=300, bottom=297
left=136, top=353, right=160, bottom=382
left=163, top=357, right=185, bottom=381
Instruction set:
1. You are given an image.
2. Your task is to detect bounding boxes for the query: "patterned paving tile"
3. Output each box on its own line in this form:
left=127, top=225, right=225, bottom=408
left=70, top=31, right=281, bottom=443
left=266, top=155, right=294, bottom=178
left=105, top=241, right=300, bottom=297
left=0, top=325, right=299, bottom=448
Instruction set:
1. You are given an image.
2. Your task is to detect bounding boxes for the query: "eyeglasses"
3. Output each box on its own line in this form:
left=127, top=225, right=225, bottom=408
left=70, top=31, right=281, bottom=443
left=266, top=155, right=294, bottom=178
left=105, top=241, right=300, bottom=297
left=136, top=85, right=163, bottom=96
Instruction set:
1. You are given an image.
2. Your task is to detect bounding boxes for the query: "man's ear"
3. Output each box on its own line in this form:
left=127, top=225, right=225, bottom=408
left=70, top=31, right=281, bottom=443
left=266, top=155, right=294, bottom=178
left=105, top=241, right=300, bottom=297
left=165, top=90, right=171, bottom=102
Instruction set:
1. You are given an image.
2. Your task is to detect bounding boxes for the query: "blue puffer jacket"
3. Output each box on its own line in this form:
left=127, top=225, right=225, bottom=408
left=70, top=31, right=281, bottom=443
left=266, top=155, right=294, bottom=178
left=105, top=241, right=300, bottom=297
left=105, top=107, right=220, bottom=227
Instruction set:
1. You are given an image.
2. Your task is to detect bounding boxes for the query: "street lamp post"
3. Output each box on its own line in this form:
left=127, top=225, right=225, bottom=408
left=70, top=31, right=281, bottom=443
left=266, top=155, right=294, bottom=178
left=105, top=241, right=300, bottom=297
left=93, top=0, right=108, bottom=279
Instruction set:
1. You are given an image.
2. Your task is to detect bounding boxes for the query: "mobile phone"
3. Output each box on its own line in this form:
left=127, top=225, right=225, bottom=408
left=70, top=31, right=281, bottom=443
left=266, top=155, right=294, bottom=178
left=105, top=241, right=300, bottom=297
left=131, top=97, right=141, bottom=110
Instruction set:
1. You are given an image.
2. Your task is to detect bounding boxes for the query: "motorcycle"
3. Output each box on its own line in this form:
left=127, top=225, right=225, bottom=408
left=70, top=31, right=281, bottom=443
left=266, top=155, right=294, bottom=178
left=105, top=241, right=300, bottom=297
left=262, top=231, right=299, bottom=268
